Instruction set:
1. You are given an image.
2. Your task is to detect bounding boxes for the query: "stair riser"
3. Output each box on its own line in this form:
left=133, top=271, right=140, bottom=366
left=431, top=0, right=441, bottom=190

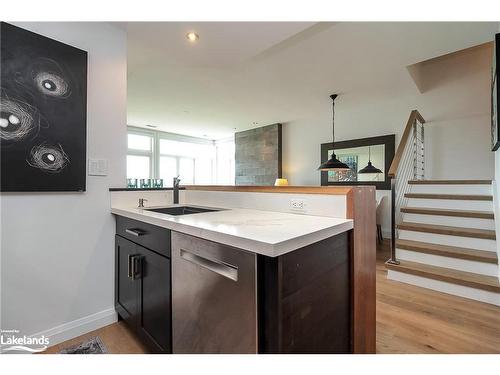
left=409, top=184, right=492, bottom=195
left=396, top=249, right=498, bottom=276
left=387, top=270, right=500, bottom=306
left=398, top=230, right=497, bottom=252
left=406, top=198, right=493, bottom=211
left=402, top=213, right=495, bottom=230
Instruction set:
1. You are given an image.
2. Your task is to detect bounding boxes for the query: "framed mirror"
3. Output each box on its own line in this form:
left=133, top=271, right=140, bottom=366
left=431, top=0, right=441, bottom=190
left=320, top=134, right=395, bottom=190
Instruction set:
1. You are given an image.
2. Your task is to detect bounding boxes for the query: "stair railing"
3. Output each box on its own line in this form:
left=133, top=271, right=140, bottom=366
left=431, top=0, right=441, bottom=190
left=387, top=110, right=426, bottom=264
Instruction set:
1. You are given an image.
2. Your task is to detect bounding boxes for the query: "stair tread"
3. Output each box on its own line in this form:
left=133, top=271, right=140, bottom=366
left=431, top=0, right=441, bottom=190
left=408, top=179, right=492, bottom=185
left=398, top=221, right=496, bottom=240
left=405, top=193, right=493, bottom=201
left=385, top=260, right=500, bottom=293
left=401, top=207, right=494, bottom=219
left=396, top=239, right=498, bottom=264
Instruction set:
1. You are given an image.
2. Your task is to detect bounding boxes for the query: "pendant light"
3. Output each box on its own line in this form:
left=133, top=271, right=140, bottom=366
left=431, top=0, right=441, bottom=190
left=358, top=146, right=383, bottom=174
left=317, top=94, right=351, bottom=171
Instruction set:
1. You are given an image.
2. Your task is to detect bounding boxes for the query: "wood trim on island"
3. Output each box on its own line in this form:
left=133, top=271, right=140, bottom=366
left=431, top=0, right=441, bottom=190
left=184, top=185, right=353, bottom=195
left=346, top=186, right=377, bottom=354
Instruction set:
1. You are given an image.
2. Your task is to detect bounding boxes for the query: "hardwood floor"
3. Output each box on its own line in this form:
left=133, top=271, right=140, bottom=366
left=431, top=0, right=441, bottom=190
left=41, top=320, right=148, bottom=354
left=43, top=241, right=500, bottom=354
left=376, top=241, right=500, bottom=353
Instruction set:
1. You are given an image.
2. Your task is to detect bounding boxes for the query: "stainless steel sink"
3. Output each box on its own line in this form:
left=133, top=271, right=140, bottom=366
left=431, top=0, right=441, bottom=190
left=145, top=206, right=221, bottom=216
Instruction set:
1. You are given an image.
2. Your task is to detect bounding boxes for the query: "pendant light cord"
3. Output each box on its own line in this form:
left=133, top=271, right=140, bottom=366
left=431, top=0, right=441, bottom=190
left=330, top=94, right=338, bottom=149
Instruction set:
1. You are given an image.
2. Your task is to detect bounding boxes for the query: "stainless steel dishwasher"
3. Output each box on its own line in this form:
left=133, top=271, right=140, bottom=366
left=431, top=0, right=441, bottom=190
left=171, top=231, right=257, bottom=353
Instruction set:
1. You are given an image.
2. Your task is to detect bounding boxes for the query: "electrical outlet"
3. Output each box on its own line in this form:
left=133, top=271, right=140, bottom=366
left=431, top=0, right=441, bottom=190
left=290, top=199, right=306, bottom=211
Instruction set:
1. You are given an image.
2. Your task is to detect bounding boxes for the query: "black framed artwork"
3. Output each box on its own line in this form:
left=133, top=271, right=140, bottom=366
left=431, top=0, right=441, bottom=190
left=0, top=22, right=88, bottom=192
left=492, top=33, right=500, bottom=152
left=320, top=134, right=395, bottom=190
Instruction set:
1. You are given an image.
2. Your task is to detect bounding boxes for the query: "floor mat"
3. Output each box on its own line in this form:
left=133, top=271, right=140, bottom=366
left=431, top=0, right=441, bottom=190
left=58, top=336, right=108, bottom=354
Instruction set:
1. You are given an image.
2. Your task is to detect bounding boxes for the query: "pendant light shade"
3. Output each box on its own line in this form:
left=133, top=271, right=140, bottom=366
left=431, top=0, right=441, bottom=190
left=358, top=161, right=383, bottom=174
left=358, top=146, right=382, bottom=174
left=317, top=94, right=350, bottom=171
left=318, top=153, right=351, bottom=171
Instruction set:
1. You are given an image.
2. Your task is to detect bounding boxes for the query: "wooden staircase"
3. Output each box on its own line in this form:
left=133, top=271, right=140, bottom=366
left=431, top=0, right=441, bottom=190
left=386, top=179, right=500, bottom=305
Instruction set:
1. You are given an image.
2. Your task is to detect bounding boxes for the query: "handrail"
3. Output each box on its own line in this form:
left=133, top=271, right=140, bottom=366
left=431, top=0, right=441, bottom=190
left=387, top=109, right=426, bottom=265
left=388, top=110, right=426, bottom=178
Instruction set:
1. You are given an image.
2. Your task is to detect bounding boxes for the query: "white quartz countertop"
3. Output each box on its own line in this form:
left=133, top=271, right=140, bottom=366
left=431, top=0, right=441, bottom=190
left=111, top=205, right=353, bottom=257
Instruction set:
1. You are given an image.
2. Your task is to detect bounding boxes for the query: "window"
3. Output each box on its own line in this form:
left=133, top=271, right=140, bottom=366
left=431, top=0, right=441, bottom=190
left=215, top=138, right=235, bottom=185
left=127, top=155, right=150, bottom=179
left=159, top=156, right=177, bottom=185
left=179, top=158, right=195, bottom=184
left=127, top=131, right=153, bottom=179
left=126, top=127, right=235, bottom=186
left=158, top=137, right=215, bottom=186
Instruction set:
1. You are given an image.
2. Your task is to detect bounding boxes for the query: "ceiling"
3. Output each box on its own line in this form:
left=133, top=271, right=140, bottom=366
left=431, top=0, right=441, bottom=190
left=126, top=22, right=315, bottom=70
left=125, top=22, right=499, bottom=139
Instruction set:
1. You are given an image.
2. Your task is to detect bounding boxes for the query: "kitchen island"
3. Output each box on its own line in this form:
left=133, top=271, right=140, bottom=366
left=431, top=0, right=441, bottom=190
left=110, top=185, right=375, bottom=354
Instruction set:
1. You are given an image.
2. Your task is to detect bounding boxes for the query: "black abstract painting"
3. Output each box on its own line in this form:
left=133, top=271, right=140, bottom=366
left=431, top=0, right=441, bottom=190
left=1, top=22, right=87, bottom=192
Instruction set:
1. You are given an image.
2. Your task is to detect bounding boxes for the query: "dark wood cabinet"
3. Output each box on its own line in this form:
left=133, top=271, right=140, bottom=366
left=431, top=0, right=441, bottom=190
left=137, top=246, right=171, bottom=352
left=115, top=217, right=172, bottom=354
left=115, top=235, right=140, bottom=325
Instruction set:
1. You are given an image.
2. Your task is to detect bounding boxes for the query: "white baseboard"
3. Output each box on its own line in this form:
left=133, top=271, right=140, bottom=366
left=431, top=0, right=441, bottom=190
left=30, top=308, right=118, bottom=349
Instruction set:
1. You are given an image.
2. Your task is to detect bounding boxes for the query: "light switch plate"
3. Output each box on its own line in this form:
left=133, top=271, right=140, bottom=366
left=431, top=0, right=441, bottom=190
left=88, top=158, right=108, bottom=176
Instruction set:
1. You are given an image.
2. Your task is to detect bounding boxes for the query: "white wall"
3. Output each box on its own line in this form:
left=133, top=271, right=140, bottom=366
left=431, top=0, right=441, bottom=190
left=0, top=22, right=127, bottom=342
left=282, top=40, right=494, bottom=234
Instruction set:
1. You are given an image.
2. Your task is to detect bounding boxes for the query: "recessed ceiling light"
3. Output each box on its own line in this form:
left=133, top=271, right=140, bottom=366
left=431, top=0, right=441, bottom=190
left=186, top=32, right=199, bottom=42
left=146, top=124, right=157, bottom=128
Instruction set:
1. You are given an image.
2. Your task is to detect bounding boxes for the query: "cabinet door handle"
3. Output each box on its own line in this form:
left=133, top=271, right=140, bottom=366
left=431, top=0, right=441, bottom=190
left=125, top=228, right=146, bottom=237
left=127, top=254, right=133, bottom=279
left=180, top=249, right=238, bottom=281
left=128, top=254, right=142, bottom=279
left=132, top=255, right=143, bottom=280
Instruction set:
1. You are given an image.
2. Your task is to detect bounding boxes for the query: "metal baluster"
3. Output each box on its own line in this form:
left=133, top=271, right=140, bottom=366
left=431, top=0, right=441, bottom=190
left=388, top=177, right=399, bottom=265
left=421, top=123, right=425, bottom=179
left=413, top=121, right=417, bottom=179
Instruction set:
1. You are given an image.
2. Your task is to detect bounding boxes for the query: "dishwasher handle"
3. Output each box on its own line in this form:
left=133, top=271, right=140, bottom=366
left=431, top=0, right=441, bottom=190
left=180, top=249, right=238, bottom=282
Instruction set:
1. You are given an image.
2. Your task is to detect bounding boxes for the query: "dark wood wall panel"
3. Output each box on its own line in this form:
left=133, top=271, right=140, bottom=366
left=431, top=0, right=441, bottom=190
left=258, top=231, right=351, bottom=354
